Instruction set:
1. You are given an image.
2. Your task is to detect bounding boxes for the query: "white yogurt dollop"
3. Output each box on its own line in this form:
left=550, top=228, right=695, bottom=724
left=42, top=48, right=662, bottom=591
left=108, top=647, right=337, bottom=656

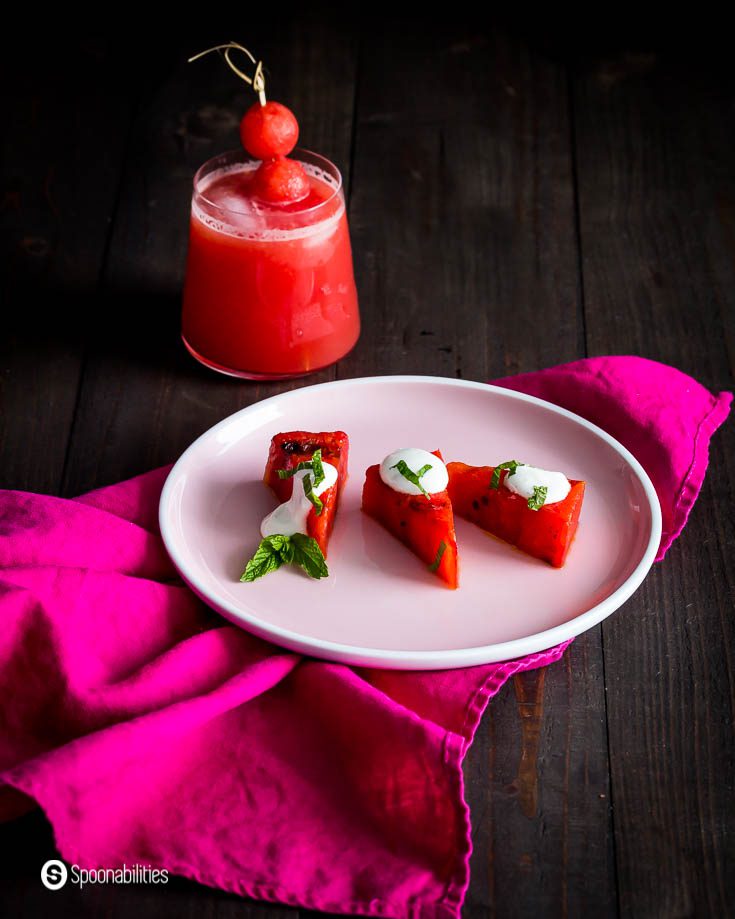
left=503, top=464, right=570, bottom=505
left=379, top=447, right=448, bottom=496
left=261, top=462, right=338, bottom=538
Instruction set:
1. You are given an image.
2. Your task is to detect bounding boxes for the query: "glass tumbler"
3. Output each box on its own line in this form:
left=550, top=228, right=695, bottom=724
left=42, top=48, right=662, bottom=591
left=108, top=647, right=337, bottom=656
left=181, top=148, right=360, bottom=379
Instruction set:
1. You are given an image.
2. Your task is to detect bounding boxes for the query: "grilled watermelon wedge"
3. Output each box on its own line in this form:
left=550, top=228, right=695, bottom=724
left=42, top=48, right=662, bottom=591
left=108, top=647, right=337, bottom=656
left=447, top=461, right=585, bottom=567
left=264, top=431, right=349, bottom=557
left=361, top=450, right=459, bottom=588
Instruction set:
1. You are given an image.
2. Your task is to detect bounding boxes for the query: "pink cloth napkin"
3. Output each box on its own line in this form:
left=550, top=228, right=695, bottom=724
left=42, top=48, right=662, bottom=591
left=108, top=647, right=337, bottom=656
left=0, top=357, right=729, bottom=918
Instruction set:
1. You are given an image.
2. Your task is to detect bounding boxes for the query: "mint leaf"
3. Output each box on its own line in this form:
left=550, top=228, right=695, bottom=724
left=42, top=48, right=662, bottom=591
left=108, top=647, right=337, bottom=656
left=310, top=449, right=325, bottom=487
left=302, top=472, right=324, bottom=516
left=527, top=485, right=548, bottom=511
left=241, top=533, right=329, bottom=581
left=290, top=533, right=329, bottom=579
left=277, top=449, right=327, bottom=515
left=277, top=448, right=325, bottom=487
left=490, top=460, right=523, bottom=490
left=278, top=538, right=295, bottom=564
left=428, top=540, right=447, bottom=573
left=390, top=459, right=433, bottom=498
left=278, top=462, right=307, bottom=479
left=240, top=536, right=287, bottom=582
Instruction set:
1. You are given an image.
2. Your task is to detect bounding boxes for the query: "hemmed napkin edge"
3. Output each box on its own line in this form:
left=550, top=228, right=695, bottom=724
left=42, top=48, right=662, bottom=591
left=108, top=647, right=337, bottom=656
left=660, top=390, right=732, bottom=560
left=437, top=640, right=573, bottom=917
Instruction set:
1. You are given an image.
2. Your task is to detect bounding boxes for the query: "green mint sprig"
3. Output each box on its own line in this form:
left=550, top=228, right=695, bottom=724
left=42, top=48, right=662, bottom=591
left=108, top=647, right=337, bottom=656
left=527, top=485, right=548, bottom=511
left=490, top=460, right=523, bottom=489
left=277, top=449, right=326, bottom=515
left=429, top=540, right=447, bottom=573
left=302, top=473, right=323, bottom=515
left=308, top=449, right=324, bottom=486
left=390, top=460, right=433, bottom=498
left=240, top=533, right=329, bottom=582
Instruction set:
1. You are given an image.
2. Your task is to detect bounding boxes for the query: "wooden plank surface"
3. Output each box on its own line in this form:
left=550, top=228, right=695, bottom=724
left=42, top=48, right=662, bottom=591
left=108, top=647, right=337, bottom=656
left=572, top=50, right=735, bottom=917
left=0, top=38, right=138, bottom=493
left=1, top=20, right=733, bottom=919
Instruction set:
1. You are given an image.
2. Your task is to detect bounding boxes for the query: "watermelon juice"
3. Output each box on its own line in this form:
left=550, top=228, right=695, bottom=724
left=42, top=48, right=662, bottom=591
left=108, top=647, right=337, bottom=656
left=182, top=149, right=360, bottom=378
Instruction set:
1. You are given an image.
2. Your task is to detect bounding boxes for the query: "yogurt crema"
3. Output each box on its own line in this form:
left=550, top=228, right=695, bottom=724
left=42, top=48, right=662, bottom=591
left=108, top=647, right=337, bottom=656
left=503, top=464, right=570, bottom=505
left=261, top=462, right=338, bottom=537
left=379, top=448, right=448, bottom=496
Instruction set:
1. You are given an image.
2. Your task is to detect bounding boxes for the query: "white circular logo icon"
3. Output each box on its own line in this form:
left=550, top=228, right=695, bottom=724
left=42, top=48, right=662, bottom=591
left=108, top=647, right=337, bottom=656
left=41, top=859, right=68, bottom=890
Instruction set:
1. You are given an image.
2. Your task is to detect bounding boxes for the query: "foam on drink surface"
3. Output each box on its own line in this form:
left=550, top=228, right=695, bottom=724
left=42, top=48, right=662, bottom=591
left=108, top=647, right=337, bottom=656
left=193, top=161, right=343, bottom=241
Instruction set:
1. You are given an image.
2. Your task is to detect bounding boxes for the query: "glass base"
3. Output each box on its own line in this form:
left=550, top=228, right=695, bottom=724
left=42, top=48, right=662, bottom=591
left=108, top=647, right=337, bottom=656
left=181, top=335, right=333, bottom=381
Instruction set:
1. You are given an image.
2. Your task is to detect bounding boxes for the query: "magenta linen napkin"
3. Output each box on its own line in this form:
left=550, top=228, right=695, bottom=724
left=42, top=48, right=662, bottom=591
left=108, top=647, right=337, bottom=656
left=0, top=357, right=730, bottom=918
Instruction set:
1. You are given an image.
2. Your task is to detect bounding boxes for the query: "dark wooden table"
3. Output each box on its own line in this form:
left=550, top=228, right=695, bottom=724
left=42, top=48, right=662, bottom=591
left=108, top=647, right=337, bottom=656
left=2, top=22, right=733, bottom=918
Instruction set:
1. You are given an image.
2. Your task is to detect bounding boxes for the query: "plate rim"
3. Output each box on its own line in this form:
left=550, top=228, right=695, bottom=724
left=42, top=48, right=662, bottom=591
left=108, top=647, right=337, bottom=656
left=159, top=374, right=663, bottom=669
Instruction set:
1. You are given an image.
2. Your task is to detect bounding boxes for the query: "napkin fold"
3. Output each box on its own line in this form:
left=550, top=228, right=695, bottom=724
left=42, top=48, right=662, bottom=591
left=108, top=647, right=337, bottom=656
left=0, top=357, right=729, bottom=918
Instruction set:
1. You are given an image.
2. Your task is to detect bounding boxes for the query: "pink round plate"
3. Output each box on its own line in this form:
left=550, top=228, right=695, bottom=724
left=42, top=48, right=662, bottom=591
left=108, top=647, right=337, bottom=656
left=159, top=376, right=661, bottom=669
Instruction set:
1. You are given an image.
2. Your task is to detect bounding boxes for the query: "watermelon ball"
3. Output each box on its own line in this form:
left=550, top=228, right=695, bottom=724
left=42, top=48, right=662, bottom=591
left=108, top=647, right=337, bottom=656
left=240, top=101, right=299, bottom=160
left=252, top=156, right=311, bottom=204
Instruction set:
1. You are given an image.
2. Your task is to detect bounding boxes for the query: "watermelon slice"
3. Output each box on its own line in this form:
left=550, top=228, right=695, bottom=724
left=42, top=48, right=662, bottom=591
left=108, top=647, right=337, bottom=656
left=264, top=431, right=349, bottom=557
left=447, top=462, right=585, bottom=567
left=361, top=450, right=459, bottom=588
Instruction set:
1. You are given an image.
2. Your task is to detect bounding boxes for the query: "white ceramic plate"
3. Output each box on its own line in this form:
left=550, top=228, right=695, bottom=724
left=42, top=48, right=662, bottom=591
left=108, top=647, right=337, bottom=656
left=159, top=376, right=662, bottom=669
